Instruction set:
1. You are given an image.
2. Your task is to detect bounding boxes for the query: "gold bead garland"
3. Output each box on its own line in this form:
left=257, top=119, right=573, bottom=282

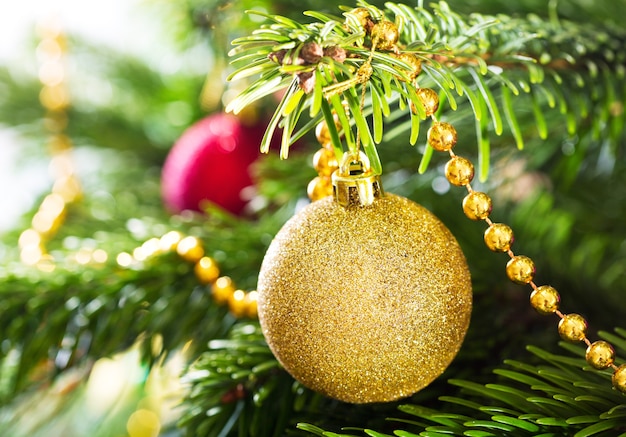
left=307, top=118, right=340, bottom=201
left=21, top=213, right=257, bottom=319
left=418, top=89, right=626, bottom=393
left=18, top=23, right=82, bottom=270
left=414, top=88, right=438, bottom=116
left=117, top=231, right=258, bottom=319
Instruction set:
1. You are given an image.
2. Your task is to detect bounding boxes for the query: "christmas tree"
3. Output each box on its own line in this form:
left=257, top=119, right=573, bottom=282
left=1, top=0, right=626, bottom=436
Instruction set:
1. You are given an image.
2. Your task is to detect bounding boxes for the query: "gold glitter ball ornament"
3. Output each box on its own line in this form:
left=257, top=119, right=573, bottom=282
left=257, top=153, right=472, bottom=403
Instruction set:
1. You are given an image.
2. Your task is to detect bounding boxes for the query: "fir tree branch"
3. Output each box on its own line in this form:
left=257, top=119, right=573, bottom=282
left=0, top=251, right=233, bottom=406
left=295, top=329, right=626, bottom=437
left=178, top=322, right=313, bottom=437
left=226, top=1, right=626, bottom=177
left=178, top=320, right=407, bottom=437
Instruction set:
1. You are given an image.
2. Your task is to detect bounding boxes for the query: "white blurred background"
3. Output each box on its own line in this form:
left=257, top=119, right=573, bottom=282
left=0, top=0, right=159, bottom=231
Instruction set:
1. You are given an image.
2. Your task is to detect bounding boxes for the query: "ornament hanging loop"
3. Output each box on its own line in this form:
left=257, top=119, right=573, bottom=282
left=332, top=151, right=383, bottom=207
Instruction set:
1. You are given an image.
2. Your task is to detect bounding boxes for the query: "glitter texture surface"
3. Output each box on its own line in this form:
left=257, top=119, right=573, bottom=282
left=257, top=194, right=472, bottom=403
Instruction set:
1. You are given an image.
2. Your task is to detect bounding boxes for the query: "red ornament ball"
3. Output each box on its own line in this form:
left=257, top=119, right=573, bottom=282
left=161, top=113, right=263, bottom=215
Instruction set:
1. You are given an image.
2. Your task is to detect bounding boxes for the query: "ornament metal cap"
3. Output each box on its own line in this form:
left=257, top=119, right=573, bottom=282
left=332, top=151, right=383, bottom=207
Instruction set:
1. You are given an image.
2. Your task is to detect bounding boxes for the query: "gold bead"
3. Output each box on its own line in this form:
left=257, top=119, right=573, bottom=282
left=194, top=256, right=220, bottom=284
left=138, top=237, right=161, bottom=259
left=212, top=276, right=235, bottom=305
left=313, top=148, right=339, bottom=176
left=228, top=289, right=247, bottom=318
left=427, top=121, right=457, bottom=152
left=349, top=8, right=372, bottom=30
left=416, top=88, right=439, bottom=116
left=613, top=364, right=626, bottom=393
left=315, top=121, right=331, bottom=146
left=530, top=285, right=560, bottom=315
left=176, top=236, right=204, bottom=263
left=307, top=176, right=333, bottom=202
left=483, top=223, right=514, bottom=252
left=315, top=117, right=341, bottom=149
left=356, top=63, right=373, bottom=83
left=558, top=313, right=588, bottom=342
left=462, top=192, right=492, bottom=220
left=445, top=156, right=474, bottom=187
left=585, top=341, right=615, bottom=370
left=371, top=20, right=399, bottom=51
left=245, top=291, right=259, bottom=318
left=394, top=52, right=422, bottom=81
left=159, top=230, right=183, bottom=252
left=506, top=255, right=535, bottom=284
